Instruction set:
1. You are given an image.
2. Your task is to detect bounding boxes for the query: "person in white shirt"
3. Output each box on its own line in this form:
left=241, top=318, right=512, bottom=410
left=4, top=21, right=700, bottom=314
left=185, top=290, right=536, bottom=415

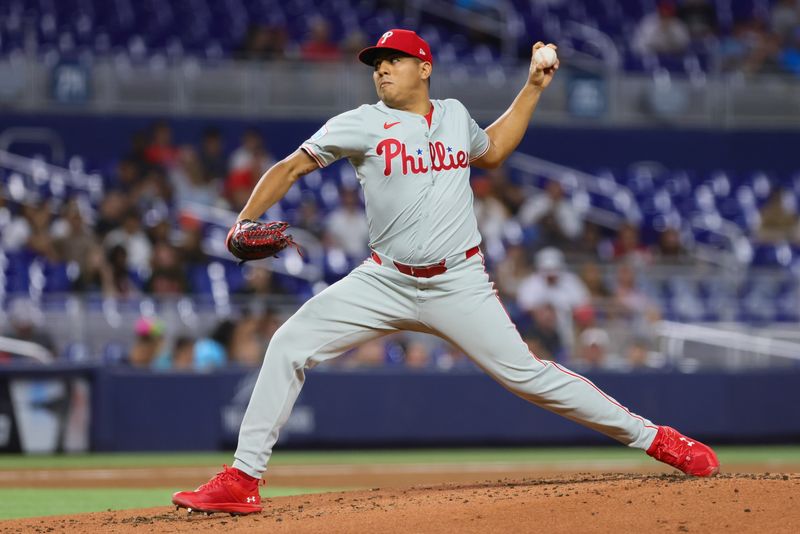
left=324, top=186, right=371, bottom=258
left=517, top=247, right=590, bottom=349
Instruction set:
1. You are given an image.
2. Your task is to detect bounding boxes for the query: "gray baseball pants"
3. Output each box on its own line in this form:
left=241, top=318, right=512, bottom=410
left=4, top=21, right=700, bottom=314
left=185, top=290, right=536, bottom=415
left=233, top=251, right=658, bottom=477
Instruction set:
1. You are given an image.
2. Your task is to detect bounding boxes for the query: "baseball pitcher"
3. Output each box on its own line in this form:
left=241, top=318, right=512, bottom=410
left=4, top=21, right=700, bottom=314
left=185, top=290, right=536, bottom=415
left=173, top=29, right=719, bottom=515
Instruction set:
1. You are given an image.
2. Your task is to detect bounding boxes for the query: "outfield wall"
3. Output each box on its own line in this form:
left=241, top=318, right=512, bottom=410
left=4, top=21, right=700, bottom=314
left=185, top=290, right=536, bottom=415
left=2, top=366, right=799, bottom=452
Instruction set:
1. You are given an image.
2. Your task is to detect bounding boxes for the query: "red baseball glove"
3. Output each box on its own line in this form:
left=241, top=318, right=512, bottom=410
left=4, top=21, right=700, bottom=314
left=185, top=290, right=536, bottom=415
left=225, top=219, right=299, bottom=262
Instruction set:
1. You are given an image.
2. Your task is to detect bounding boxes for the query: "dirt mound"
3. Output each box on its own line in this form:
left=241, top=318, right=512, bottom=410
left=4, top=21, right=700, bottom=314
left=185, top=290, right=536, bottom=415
left=3, top=473, right=798, bottom=534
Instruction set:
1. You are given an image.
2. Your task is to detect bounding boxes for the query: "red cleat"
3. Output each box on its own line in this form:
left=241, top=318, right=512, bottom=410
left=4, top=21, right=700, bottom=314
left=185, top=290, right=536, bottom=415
left=646, top=426, right=720, bottom=477
left=172, top=465, right=263, bottom=515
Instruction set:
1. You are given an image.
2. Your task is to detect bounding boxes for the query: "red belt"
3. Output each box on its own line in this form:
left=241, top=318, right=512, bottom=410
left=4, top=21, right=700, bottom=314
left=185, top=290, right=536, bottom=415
left=371, top=246, right=480, bottom=278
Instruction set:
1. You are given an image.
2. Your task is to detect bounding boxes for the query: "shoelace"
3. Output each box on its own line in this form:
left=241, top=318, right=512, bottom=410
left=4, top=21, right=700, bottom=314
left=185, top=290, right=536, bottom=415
left=654, top=435, right=693, bottom=470
left=197, top=465, right=266, bottom=492
left=197, top=465, right=239, bottom=491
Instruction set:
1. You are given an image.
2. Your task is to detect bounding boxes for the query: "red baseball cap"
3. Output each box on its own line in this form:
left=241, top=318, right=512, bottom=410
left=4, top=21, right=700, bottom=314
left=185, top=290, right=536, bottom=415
left=358, top=29, right=434, bottom=66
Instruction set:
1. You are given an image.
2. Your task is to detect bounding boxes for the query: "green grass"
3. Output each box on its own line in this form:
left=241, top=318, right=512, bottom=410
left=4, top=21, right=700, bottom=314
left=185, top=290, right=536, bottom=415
left=0, top=446, right=798, bottom=470
left=0, top=487, right=339, bottom=521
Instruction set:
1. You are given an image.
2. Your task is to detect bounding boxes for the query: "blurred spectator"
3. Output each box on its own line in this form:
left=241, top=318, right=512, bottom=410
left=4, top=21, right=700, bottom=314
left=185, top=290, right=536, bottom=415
left=756, top=188, right=798, bottom=243
left=128, top=317, right=165, bottom=368
left=199, top=127, right=227, bottom=182
left=193, top=320, right=234, bottom=370
left=144, top=120, right=179, bottom=167
left=258, top=310, right=284, bottom=348
left=237, top=24, right=289, bottom=61
left=677, top=0, right=718, bottom=41
left=613, top=222, right=651, bottom=266
left=226, top=129, right=275, bottom=210
left=341, top=30, right=369, bottom=59
left=136, top=167, right=173, bottom=213
left=485, top=167, right=525, bottom=215
left=344, top=339, right=385, bottom=367
left=517, top=247, right=590, bottom=349
left=472, top=175, right=511, bottom=254
left=295, top=196, right=325, bottom=238
left=612, top=263, right=662, bottom=330
left=239, top=265, right=288, bottom=296
left=633, top=1, right=691, bottom=56
left=228, top=314, right=266, bottom=367
left=517, top=179, right=583, bottom=248
left=1, top=298, right=55, bottom=354
left=179, top=218, right=210, bottom=265
left=522, top=303, right=565, bottom=361
left=127, top=130, right=150, bottom=170
left=146, top=241, right=187, bottom=295
left=625, top=338, right=657, bottom=370
left=771, top=0, right=800, bottom=43
left=24, top=201, right=60, bottom=262
left=300, top=17, right=342, bottom=62
left=104, top=208, right=153, bottom=274
left=171, top=337, right=196, bottom=370
left=52, top=199, right=96, bottom=277
left=147, top=219, right=171, bottom=245
left=105, top=244, right=141, bottom=297
left=652, top=227, right=690, bottom=263
left=94, top=190, right=129, bottom=237
left=325, top=186, right=369, bottom=258
left=72, top=244, right=113, bottom=293
left=573, top=327, right=612, bottom=371
left=720, top=17, right=781, bottom=74
left=110, top=158, right=141, bottom=194
left=579, top=262, right=612, bottom=311
left=494, top=242, right=532, bottom=301
left=404, top=339, right=433, bottom=369
left=229, top=128, right=271, bottom=172
left=171, top=146, right=219, bottom=207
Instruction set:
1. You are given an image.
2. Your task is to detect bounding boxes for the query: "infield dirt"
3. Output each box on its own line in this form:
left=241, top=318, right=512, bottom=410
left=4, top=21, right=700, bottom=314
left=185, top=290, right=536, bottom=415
left=2, top=473, right=798, bottom=533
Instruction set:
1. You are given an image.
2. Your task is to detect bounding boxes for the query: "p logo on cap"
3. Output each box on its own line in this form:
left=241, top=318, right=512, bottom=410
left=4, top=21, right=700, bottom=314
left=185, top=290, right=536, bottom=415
left=358, top=29, right=434, bottom=66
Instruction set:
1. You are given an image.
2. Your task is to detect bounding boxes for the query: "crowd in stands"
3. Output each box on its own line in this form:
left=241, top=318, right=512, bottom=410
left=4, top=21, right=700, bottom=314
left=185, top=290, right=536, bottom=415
left=2, top=2, right=800, bottom=372
left=228, top=1, right=800, bottom=76
left=4, top=1, right=799, bottom=77
left=0, top=114, right=739, bottom=374
left=628, top=0, right=800, bottom=76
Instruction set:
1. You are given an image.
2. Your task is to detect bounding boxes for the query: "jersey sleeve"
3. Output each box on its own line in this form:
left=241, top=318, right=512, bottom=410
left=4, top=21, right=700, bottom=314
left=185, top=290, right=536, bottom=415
left=466, top=108, right=490, bottom=162
left=300, top=109, right=365, bottom=168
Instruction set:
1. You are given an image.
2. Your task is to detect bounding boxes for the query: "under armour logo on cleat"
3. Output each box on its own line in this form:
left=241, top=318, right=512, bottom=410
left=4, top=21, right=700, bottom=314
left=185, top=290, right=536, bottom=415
left=246, top=496, right=257, bottom=503
left=679, top=437, right=695, bottom=446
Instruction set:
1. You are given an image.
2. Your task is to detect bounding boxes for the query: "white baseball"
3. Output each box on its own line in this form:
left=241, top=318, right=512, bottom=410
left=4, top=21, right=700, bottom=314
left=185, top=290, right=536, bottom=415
left=534, top=46, right=557, bottom=68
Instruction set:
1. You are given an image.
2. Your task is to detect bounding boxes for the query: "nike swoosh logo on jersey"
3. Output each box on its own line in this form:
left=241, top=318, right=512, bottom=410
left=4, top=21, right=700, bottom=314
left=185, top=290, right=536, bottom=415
left=383, top=121, right=401, bottom=129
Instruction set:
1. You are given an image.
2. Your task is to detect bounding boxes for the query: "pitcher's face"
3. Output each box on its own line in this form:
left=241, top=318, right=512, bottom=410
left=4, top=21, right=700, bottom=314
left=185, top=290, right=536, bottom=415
left=372, top=54, right=430, bottom=105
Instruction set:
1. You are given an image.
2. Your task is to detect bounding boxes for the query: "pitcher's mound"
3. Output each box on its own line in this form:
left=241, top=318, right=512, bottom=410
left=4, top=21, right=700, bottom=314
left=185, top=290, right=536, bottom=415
left=3, top=473, right=798, bottom=534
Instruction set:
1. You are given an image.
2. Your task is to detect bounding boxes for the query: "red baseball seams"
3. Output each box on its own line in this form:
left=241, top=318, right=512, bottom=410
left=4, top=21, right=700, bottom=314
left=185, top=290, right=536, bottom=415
left=475, top=250, right=657, bottom=432
left=376, top=138, right=468, bottom=176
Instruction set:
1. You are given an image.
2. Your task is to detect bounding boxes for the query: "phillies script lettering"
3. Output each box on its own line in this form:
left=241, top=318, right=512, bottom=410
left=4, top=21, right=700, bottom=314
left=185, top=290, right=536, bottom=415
left=376, top=139, right=468, bottom=176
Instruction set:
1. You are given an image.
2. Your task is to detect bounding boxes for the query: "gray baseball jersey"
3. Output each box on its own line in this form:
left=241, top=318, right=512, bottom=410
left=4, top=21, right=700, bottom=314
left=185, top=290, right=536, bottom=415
left=231, top=98, right=659, bottom=478
left=300, top=99, right=489, bottom=265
